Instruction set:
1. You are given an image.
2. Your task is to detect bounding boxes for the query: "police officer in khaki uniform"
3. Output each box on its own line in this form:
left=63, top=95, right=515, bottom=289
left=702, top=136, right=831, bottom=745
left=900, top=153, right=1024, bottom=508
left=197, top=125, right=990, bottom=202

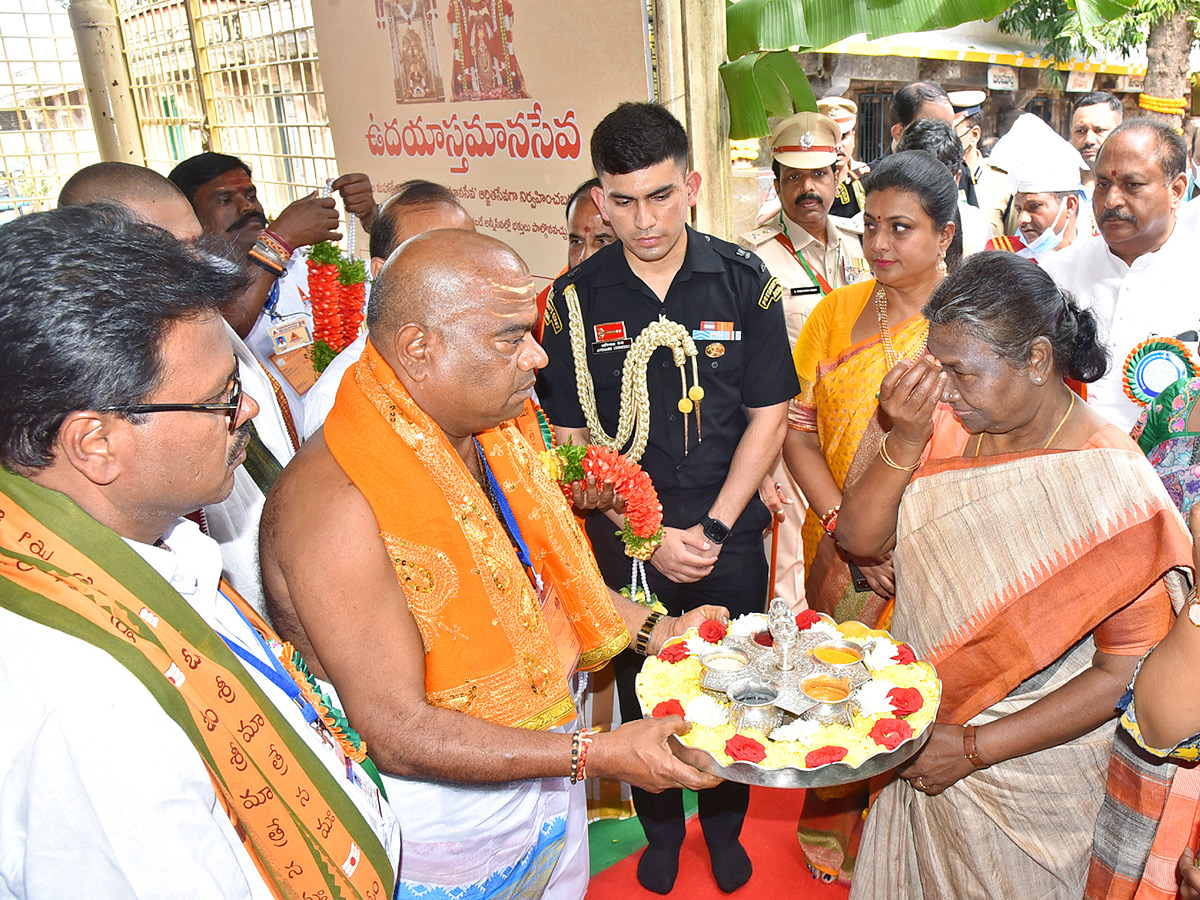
left=739, top=111, right=869, bottom=611
left=739, top=111, right=869, bottom=349
left=818, top=96, right=872, bottom=221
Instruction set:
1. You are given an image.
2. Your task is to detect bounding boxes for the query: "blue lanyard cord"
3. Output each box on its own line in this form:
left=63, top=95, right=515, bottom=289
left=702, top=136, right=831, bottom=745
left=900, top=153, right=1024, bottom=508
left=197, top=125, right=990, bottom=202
left=474, top=439, right=543, bottom=593
left=264, top=280, right=281, bottom=319
left=217, top=590, right=320, bottom=724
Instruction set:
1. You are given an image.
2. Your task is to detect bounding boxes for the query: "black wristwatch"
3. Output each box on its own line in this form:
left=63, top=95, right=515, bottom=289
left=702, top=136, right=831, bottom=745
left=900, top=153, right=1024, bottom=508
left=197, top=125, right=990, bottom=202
left=701, top=516, right=731, bottom=544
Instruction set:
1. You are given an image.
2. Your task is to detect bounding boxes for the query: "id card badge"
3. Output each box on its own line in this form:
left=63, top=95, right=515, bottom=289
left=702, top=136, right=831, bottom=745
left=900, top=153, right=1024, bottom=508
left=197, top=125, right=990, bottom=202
left=539, top=575, right=582, bottom=681
left=267, top=315, right=313, bottom=354
left=270, top=346, right=317, bottom=395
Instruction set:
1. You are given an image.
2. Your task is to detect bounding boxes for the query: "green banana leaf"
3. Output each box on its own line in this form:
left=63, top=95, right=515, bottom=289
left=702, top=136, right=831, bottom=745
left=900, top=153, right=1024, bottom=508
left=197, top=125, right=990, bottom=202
left=723, top=0, right=1134, bottom=138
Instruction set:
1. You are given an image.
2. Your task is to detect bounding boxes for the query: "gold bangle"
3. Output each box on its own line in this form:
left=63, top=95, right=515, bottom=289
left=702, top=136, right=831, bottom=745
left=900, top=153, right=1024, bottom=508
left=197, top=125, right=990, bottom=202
left=879, top=432, right=921, bottom=472
left=635, top=609, right=666, bottom=656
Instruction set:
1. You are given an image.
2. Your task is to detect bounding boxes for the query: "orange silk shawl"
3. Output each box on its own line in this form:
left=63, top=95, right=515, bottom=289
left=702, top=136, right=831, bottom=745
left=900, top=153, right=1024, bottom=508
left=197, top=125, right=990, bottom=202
left=324, top=340, right=629, bottom=731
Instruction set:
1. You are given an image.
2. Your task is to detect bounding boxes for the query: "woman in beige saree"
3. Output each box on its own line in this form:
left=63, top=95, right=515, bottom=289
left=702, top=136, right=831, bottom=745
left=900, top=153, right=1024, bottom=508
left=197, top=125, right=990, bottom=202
left=835, top=253, right=1191, bottom=900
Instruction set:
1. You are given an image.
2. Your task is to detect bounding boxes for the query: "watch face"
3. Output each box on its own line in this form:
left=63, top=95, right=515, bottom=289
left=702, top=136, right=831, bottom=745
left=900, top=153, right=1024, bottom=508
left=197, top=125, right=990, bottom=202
left=704, top=518, right=731, bottom=543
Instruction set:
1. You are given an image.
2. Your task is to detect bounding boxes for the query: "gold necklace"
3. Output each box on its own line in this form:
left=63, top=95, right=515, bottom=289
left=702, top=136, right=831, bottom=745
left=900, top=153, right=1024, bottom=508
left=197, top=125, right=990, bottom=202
left=874, top=283, right=928, bottom=369
left=973, top=392, right=1076, bottom=457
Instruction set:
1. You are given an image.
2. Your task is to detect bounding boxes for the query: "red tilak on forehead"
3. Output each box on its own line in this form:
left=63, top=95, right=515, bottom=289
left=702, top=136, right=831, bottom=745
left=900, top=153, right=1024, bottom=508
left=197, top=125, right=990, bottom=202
left=1111, top=169, right=1118, bottom=177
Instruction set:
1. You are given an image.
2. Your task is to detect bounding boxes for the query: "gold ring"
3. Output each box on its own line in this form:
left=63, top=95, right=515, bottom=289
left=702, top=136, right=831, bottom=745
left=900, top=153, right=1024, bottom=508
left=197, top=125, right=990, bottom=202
left=915, top=776, right=926, bottom=792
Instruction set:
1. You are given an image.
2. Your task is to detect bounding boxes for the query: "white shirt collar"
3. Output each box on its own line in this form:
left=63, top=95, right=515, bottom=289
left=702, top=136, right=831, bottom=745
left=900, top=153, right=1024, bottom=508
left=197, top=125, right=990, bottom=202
left=122, top=518, right=224, bottom=622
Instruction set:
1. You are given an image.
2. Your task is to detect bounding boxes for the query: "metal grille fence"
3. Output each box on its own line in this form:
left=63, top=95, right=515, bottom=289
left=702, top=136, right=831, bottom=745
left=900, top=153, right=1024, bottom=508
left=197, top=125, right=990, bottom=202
left=0, top=0, right=101, bottom=221
left=0, top=0, right=339, bottom=221
left=118, top=0, right=339, bottom=216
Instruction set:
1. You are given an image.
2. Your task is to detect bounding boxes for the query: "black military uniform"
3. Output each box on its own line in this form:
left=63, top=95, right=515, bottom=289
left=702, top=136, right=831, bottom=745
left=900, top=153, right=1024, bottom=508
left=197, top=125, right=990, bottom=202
left=829, top=160, right=871, bottom=220
left=537, top=225, right=799, bottom=882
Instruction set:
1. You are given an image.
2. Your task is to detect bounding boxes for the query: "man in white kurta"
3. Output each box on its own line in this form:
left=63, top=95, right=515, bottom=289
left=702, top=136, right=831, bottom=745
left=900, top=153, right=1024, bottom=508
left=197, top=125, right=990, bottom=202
left=1042, top=121, right=1195, bottom=431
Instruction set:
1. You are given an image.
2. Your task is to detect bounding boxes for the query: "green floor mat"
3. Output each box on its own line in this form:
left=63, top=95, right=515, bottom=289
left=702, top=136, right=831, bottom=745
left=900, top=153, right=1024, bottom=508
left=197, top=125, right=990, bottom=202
left=588, top=790, right=698, bottom=876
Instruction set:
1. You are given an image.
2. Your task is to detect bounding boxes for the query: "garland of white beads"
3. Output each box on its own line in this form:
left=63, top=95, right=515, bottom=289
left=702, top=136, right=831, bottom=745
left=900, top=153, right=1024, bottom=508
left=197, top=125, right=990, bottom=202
left=564, top=284, right=703, bottom=463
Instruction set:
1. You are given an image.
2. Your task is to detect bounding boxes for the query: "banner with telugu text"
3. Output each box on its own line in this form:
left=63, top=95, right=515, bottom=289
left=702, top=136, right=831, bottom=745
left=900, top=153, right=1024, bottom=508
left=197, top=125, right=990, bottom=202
left=311, top=0, right=653, bottom=283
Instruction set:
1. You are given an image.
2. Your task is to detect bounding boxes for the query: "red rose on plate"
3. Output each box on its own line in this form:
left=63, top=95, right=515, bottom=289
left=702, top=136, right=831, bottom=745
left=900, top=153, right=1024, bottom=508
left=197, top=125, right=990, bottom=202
left=869, top=717, right=914, bottom=750
left=888, top=687, right=924, bottom=716
left=652, top=699, right=686, bottom=719
left=795, top=609, right=822, bottom=630
left=698, top=619, right=727, bottom=643
left=894, top=643, right=917, bottom=665
left=725, top=735, right=767, bottom=763
left=805, top=745, right=848, bottom=768
left=657, top=642, right=690, bottom=664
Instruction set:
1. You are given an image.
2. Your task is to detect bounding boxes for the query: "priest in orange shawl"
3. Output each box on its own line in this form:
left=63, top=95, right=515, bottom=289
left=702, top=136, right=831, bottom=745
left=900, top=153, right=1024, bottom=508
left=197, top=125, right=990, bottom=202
left=260, top=228, right=725, bottom=900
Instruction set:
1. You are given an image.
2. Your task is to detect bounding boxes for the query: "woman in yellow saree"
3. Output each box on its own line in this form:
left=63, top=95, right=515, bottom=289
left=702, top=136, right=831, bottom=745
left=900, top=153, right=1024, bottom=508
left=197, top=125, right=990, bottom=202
left=783, top=151, right=961, bottom=884
left=784, top=151, right=960, bottom=632
left=836, top=253, right=1189, bottom=900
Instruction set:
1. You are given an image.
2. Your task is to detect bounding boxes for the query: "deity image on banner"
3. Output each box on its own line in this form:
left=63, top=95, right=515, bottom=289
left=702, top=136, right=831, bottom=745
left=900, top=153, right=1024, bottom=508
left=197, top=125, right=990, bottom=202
left=385, top=0, right=445, bottom=104
left=447, top=0, right=528, bottom=102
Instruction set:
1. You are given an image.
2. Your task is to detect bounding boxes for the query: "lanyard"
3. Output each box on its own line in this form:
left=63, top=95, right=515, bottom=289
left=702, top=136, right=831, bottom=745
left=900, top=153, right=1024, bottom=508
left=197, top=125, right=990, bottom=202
left=474, top=439, right=543, bottom=594
left=264, top=280, right=281, bottom=320
left=774, top=230, right=835, bottom=296
left=217, top=589, right=320, bottom=725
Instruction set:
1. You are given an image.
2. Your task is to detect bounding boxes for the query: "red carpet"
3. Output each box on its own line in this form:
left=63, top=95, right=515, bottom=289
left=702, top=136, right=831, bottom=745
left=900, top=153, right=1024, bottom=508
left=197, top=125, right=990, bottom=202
left=586, top=787, right=851, bottom=898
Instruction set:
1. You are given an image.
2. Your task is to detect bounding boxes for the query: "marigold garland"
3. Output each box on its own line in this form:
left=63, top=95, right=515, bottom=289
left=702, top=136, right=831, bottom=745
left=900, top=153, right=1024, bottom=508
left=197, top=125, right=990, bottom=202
left=279, top=642, right=368, bottom=763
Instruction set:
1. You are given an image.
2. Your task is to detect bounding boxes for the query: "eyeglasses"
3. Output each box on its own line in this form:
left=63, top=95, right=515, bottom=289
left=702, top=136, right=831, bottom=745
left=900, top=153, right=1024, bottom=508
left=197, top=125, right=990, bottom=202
left=98, top=374, right=244, bottom=435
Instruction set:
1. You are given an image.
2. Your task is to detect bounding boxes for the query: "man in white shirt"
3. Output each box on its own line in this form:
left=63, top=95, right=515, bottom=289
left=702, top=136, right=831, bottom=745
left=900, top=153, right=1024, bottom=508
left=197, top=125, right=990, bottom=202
left=1042, top=120, right=1193, bottom=431
left=0, top=204, right=400, bottom=899
left=170, top=153, right=380, bottom=424
left=58, top=161, right=299, bottom=614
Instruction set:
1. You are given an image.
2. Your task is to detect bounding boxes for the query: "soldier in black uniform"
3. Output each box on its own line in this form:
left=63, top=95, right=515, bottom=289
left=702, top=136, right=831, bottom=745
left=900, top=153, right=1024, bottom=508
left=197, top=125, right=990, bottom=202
left=537, top=102, right=799, bottom=895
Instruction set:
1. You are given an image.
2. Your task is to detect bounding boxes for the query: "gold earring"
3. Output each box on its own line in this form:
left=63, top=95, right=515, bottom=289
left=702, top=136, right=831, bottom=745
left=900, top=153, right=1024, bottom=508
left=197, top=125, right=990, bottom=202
left=935, top=254, right=948, bottom=277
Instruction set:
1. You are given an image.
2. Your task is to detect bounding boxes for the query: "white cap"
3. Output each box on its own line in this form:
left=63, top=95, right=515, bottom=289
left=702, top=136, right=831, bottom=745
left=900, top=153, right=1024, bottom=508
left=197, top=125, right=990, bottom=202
left=989, top=113, right=1088, bottom=193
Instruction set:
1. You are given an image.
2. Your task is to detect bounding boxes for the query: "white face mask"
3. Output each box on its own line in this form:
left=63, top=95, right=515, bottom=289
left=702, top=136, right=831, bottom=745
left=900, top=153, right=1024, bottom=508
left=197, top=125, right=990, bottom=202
left=1019, top=197, right=1069, bottom=262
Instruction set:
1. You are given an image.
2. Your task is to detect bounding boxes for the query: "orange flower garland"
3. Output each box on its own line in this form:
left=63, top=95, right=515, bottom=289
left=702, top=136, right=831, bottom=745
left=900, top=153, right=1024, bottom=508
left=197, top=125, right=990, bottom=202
left=545, top=443, right=665, bottom=560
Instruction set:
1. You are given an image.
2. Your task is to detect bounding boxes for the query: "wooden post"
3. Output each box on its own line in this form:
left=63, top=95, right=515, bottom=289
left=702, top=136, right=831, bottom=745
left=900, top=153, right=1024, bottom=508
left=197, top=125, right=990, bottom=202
left=654, top=0, right=732, bottom=239
left=68, top=0, right=146, bottom=165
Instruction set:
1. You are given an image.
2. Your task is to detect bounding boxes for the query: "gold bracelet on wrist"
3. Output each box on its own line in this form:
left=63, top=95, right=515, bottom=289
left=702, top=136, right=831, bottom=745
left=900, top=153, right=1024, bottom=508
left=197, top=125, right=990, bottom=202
left=635, top=609, right=666, bottom=656
left=879, top=431, right=921, bottom=472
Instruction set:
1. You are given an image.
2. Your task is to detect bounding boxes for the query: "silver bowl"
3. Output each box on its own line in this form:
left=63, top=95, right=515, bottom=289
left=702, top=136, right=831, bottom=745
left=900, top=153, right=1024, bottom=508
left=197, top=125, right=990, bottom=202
left=726, top=676, right=784, bottom=734
left=698, top=649, right=752, bottom=693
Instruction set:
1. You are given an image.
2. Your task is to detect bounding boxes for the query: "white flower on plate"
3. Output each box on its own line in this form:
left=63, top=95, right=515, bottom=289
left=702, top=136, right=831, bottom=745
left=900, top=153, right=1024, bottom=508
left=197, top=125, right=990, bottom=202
left=862, top=636, right=901, bottom=672
left=685, top=635, right=714, bottom=656
left=854, top=679, right=897, bottom=717
left=804, top=620, right=843, bottom=640
left=770, top=717, right=822, bottom=743
left=728, top=612, right=769, bottom=638
left=684, top=694, right=728, bottom=728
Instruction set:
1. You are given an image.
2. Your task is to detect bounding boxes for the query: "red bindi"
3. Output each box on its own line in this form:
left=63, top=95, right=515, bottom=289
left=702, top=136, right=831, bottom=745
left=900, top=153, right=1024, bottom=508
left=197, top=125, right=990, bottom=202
left=1110, top=169, right=1117, bottom=177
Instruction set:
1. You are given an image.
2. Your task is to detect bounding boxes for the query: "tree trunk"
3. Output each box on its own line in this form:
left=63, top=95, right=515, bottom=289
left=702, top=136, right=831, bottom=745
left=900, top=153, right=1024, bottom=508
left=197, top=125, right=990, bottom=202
left=1141, top=7, right=1192, bottom=129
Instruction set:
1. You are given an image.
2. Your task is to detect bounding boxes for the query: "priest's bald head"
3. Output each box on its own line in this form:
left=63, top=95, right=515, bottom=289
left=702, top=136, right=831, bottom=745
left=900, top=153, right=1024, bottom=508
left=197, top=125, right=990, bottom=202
left=366, top=229, right=546, bottom=437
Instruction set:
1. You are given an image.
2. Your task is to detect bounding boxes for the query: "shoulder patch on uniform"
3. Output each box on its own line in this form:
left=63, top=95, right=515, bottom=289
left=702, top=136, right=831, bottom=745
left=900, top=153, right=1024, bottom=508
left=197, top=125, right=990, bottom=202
left=758, top=276, right=783, bottom=310
left=738, top=223, right=783, bottom=250
left=544, top=286, right=563, bottom=335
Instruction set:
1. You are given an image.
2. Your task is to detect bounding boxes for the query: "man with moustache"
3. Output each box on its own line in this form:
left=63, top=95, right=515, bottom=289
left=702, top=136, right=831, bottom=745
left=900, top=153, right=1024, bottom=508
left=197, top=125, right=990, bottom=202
left=538, top=102, right=798, bottom=894
left=0, top=205, right=400, bottom=898
left=739, top=112, right=869, bottom=610
left=1070, top=92, right=1124, bottom=234
left=170, top=152, right=379, bottom=421
left=57, top=161, right=299, bottom=614
left=1042, top=120, right=1193, bottom=431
